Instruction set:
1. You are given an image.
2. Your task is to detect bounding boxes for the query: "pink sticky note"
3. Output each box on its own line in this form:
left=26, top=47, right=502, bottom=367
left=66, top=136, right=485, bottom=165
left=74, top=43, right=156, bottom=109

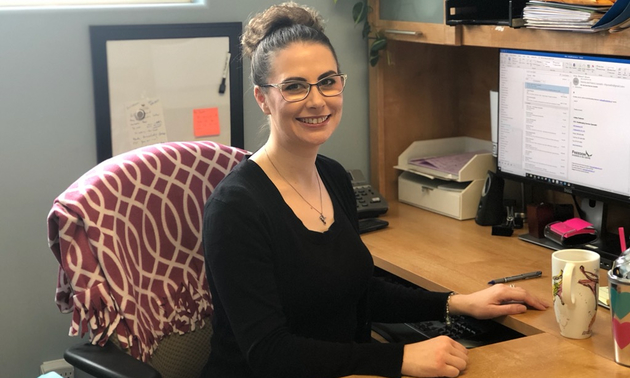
left=193, top=108, right=220, bottom=137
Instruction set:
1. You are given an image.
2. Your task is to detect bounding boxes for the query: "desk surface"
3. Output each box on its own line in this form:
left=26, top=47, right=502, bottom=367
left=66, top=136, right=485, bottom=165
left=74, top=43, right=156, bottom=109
left=349, top=203, right=628, bottom=377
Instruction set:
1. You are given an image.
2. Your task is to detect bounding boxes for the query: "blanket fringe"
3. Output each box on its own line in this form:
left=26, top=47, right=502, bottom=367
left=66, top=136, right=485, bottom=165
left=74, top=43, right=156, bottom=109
left=70, top=281, right=212, bottom=361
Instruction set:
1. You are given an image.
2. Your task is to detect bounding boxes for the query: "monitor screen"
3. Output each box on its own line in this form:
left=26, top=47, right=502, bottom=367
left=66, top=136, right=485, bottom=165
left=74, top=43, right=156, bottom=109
left=497, top=48, right=630, bottom=266
left=497, top=48, right=630, bottom=205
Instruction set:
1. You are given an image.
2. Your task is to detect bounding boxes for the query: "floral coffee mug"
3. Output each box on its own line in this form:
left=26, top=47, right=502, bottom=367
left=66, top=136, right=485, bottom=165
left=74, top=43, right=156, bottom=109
left=552, top=249, right=600, bottom=339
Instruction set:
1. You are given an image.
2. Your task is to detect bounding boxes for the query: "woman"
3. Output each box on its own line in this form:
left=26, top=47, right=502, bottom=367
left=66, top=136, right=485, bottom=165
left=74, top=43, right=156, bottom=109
left=201, top=3, right=548, bottom=378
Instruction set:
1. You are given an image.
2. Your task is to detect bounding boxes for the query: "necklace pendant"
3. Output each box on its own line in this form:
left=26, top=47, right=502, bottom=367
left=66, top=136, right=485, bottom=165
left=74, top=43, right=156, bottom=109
left=319, top=214, right=327, bottom=225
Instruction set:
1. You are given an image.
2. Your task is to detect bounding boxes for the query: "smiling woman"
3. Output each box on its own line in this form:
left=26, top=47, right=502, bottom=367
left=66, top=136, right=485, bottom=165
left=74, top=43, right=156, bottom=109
left=0, top=0, right=191, bottom=6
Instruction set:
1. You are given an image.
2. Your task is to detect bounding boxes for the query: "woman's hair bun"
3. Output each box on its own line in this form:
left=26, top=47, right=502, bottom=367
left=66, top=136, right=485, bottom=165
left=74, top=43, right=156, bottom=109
left=241, top=1, right=325, bottom=59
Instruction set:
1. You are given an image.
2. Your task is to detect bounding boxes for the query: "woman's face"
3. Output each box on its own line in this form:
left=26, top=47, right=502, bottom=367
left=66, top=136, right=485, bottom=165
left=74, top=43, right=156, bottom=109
left=255, top=42, right=343, bottom=152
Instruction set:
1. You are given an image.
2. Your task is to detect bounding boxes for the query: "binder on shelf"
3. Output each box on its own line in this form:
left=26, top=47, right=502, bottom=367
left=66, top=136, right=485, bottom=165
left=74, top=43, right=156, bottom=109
left=446, top=0, right=527, bottom=28
left=592, top=0, right=630, bottom=31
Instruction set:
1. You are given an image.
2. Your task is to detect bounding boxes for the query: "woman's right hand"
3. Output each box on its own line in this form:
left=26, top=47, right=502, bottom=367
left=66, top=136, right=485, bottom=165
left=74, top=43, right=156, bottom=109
left=401, top=336, right=469, bottom=377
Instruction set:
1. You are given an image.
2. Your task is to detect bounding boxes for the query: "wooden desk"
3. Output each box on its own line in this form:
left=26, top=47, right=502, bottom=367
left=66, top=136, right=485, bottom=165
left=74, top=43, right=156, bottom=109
left=350, top=203, right=628, bottom=377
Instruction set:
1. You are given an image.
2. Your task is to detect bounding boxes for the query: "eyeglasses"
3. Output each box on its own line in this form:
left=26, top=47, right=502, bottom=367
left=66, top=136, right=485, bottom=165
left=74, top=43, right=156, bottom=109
left=260, top=73, right=347, bottom=103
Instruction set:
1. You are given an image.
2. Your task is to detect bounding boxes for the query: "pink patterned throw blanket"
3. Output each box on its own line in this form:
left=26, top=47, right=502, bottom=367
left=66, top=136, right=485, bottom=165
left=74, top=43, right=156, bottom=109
left=47, top=141, right=246, bottom=361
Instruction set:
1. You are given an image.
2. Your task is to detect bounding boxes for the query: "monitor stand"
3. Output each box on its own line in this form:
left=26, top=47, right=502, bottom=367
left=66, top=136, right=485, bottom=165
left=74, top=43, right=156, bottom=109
left=581, top=198, right=607, bottom=237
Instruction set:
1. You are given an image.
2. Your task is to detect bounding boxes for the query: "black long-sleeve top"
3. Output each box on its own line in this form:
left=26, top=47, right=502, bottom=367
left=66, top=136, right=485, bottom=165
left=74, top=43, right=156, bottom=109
left=201, top=155, right=450, bottom=378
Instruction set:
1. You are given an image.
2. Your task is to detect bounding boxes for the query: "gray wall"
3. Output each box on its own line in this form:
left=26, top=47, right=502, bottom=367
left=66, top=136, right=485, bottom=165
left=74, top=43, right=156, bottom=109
left=0, top=1, right=368, bottom=377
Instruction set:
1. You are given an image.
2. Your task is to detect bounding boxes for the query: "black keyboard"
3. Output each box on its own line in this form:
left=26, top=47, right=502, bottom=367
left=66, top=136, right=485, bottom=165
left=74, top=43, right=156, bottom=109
left=370, top=268, right=524, bottom=348
left=372, top=315, right=524, bottom=349
left=407, top=316, right=482, bottom=339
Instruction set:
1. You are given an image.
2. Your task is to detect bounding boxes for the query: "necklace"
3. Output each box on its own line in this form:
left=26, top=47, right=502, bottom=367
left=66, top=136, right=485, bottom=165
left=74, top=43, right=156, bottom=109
left=265, top=148, right=326, bottom=225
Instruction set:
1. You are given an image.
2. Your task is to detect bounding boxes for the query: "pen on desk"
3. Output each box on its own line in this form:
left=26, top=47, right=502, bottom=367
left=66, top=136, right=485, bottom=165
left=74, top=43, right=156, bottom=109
left=488, top=271, right=542, bottom=285
left=218, top=52, right=231, bottom=94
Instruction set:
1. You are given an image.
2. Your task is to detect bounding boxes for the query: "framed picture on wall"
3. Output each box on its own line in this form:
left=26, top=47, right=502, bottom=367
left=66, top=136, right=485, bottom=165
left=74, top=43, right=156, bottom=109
left=90, top=22, right=244, bottom=162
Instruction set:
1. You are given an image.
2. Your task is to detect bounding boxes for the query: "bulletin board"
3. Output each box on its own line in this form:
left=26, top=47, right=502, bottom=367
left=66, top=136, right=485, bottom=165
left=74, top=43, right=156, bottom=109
left=90, top=23, right=244, bottom=162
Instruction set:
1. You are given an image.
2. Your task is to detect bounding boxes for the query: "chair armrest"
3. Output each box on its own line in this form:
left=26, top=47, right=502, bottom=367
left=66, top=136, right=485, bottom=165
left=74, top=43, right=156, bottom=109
left=64, top=342, right=161, bottom=378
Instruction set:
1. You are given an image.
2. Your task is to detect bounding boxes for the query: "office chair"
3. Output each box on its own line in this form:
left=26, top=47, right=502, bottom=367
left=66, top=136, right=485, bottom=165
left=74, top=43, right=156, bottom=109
left=47, top=141, right=247, bottom=378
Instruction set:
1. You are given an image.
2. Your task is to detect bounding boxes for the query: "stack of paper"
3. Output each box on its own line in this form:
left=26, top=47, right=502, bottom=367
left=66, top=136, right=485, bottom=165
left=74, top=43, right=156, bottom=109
left=408, top=151, right=484, bottom=176
left=523, top=1, right=612, bottom=32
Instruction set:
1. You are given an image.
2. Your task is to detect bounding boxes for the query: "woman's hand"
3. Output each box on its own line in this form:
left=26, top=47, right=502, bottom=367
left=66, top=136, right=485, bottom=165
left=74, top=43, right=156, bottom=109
left=401, top=336, right=468, bottom=377
left=449, top=284, right=549, bottom=319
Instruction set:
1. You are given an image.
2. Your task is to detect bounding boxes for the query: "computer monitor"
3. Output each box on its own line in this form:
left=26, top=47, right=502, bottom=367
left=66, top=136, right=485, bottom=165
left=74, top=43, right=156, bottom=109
left=497, top=48, right=630, bottom=266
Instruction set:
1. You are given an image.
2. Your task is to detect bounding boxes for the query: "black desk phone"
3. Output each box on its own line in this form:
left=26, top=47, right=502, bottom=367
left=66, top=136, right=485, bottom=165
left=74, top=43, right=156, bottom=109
left=347, top=169, right=389, bottom=220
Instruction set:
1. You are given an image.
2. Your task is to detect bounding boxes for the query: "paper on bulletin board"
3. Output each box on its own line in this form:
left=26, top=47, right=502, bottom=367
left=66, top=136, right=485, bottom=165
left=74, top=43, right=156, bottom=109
left=107, top=37, right=231, bottom=157
left=126, top=98, right=168, bottom=149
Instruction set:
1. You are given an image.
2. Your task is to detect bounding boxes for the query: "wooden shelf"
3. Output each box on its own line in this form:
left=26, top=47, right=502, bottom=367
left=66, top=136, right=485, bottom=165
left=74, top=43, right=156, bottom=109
left=461, top=25, right=630, bottom=56
left=376, top=20, right=460, bottom=46
left=375, top=22, right=630, bottom=57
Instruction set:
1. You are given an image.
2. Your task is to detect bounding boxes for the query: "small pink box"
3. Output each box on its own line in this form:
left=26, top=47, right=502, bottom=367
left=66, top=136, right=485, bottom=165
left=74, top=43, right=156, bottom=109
left=545, top=218, right=597, bottom=246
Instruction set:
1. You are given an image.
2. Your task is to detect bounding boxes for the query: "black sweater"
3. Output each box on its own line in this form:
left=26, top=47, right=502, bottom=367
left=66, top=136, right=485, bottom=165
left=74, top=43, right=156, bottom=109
left=201, top=155, right=450, bottom=378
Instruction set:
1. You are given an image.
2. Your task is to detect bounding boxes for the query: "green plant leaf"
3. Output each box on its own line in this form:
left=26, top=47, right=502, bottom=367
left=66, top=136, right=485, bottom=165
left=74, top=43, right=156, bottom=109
left=352, top=1, right=368, bottom=24
left=362, top=20, right=371, bottom=39
left=370, top=37, right=387, bottom=54
left=369, top=54, right=380, bottom=67
left=338, top=0, right=386, bottom=66
left=368, top=37, right=387, bottom=67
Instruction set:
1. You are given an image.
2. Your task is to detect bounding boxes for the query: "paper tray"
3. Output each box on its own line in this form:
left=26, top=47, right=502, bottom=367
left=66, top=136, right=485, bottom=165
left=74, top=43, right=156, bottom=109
left=398, top=172, right=485, bottom=220
left=395, top=137, right=495, bottom=182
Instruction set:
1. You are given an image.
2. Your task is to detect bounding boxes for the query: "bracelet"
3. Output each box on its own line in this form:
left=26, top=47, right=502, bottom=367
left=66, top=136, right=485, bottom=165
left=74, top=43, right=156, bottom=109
left=445, top=292, right=456, bottom=327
